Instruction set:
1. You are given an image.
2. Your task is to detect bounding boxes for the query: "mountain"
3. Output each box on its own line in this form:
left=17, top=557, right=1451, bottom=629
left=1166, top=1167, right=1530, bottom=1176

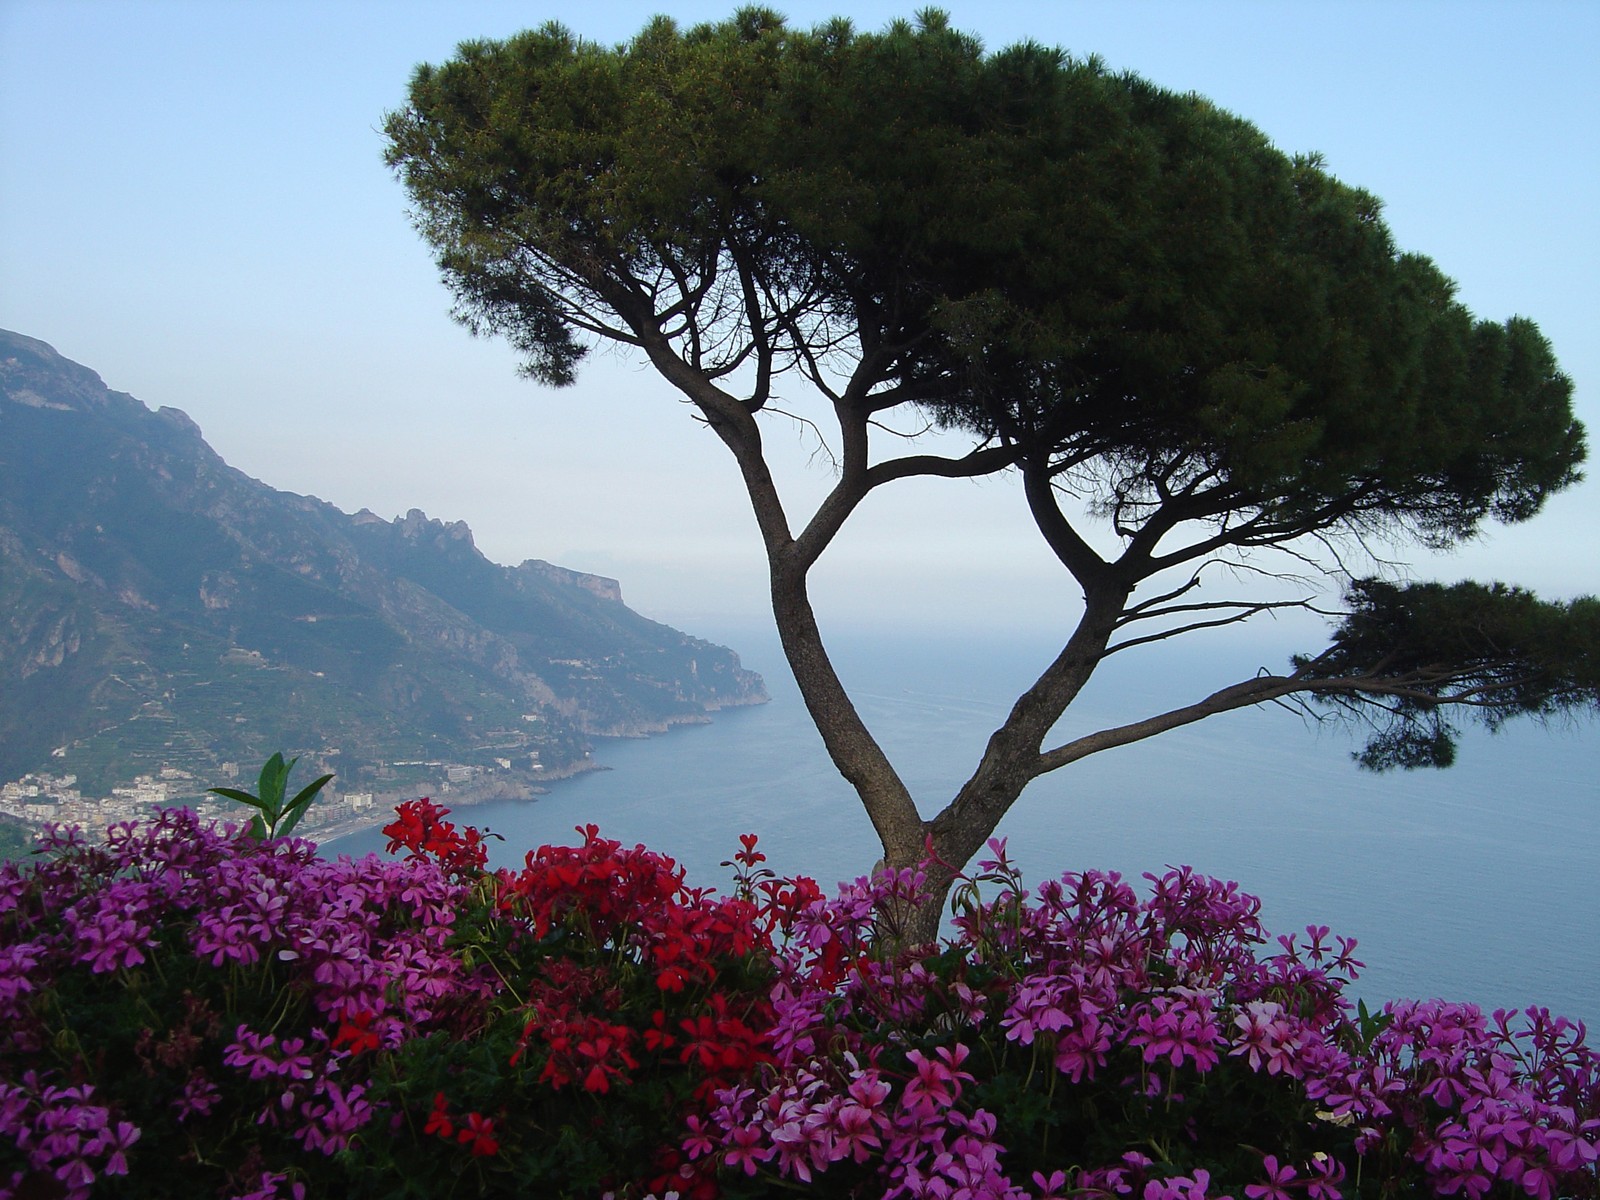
left=0, top=329, right=765, bottom=811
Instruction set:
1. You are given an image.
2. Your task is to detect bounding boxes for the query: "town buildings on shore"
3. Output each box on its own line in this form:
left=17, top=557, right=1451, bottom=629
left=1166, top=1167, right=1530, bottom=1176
left=1, top=768, right=380, bottom=842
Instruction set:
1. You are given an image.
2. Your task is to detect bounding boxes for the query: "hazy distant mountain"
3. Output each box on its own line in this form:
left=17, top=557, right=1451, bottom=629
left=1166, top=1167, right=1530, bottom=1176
left=0, top=329, right=765, bottom=800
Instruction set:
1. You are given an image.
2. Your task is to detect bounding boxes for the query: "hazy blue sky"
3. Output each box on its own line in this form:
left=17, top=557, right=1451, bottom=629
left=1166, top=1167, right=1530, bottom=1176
left=3, top=0, right=1596, bottom=644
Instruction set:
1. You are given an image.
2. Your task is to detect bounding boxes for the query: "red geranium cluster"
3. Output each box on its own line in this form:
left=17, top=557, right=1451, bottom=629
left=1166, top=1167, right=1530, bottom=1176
left=422, top=1092, right=499, bottom=1157
left=380, top=803, right=818, bottom=1199
left=382, top=798, right=491, bottom=881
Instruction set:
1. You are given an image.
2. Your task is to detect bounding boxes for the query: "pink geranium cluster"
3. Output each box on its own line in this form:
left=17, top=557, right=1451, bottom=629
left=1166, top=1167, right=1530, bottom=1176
left=0, top=808, right=484, bottom=1198
left=686, top=840, right=1600, bottom=1200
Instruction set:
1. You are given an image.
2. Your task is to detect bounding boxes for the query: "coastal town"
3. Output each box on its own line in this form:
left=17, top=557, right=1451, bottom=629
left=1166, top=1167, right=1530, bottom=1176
left=0, top=767, right=376, bottom=838
left=0, top=755, right=564, bottom=846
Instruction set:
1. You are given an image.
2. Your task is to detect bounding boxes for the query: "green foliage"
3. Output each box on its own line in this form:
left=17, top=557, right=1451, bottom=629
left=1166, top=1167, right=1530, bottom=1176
left=208, top=751, right=333, bottom=839
left=1295, top=581, right=1600, bottom=769
left=383, top=7, right=1591, bottom=904
left=384, top=8, right=1583, bottom=549
left=0, top=819, right=35, bottom=863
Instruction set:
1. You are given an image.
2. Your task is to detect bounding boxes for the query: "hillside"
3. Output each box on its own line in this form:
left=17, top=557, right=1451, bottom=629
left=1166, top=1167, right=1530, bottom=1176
left=0, top=330, right=765, bottom=813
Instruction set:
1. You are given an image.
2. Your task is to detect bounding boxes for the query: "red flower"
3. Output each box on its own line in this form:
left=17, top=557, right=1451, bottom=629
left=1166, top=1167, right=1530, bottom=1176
left=642, top=1009, right=677, bottom=1053
left=383, top=798, right=488, bottom=879
left=735, top=832, right=766, bottom=867
left=457, top=1112, right=500, bottom=1157
left=333, top=1010, right=381, bottom=1055
left=424, top=1091, right=454, bottom=1139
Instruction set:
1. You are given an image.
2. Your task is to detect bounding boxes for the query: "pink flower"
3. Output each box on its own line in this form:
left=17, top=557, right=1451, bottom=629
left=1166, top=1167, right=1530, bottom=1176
left=903, top=1043, right=974, bottom=1115
left=832, top=1093, right=887, bottom=1163
left=1230, top=1000, right=1302, bottom=1077
left=1304, top=1154, right=1345, bottom=1200
left=1244, top=1155, right=1298, bottom=1200
left=1143, top=1169, right=1218, bottom=1200
left=722, top=1123, right=772, bottom=1177
left=1128, top=992, right=1221, bottom=1072
left=91, top=1121, right=140, bottom=1175
left=173, top=1073, right=220, bottom=1122
left=1002, top=977, right=1074, bottom=1046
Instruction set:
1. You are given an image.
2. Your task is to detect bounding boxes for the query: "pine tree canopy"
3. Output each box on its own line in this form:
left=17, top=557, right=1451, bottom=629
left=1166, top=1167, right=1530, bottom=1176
left=385, top=9, right=1592, bottom=926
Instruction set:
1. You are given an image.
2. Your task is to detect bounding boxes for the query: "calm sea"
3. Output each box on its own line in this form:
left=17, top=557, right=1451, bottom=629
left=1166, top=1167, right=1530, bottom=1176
left=330, top=624, right=1599, bottom=1027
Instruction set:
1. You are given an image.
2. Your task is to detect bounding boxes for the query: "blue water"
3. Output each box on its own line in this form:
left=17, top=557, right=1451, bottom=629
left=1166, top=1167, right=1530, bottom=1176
left=330, top=625, right=1599, bottom=1027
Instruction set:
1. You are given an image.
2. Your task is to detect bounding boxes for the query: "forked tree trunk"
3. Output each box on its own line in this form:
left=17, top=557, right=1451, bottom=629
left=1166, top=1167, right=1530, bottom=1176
left=784, top=586, right=1132, bottom=949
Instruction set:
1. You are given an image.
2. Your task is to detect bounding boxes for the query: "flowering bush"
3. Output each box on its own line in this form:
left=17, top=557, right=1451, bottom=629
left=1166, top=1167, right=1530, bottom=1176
left=691, top=841, right=1599, bottom=1200
left=1, top=796, right=1595, bottom=1200
left=0, top=809, right=483, bottom=1198
left=0, top=802, right=806, bottom=1199
left=362, top=803, right=816, bottom=1199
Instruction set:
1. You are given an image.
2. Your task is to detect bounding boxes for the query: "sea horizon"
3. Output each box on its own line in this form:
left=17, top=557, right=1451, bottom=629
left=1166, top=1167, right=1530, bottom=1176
left=331, top=621, right=1600, bottom=1029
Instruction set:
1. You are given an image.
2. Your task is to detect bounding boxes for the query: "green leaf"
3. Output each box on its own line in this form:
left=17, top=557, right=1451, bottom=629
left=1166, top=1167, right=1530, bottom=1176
left=276, top=773, right=334, bottom=838
left=286, top=773, right=335, bottom=812
left=205, top=787, right=270, bottom=811
left=210, top=754, right=332, bottom=839
left=257, top=752, right=293, bottom=811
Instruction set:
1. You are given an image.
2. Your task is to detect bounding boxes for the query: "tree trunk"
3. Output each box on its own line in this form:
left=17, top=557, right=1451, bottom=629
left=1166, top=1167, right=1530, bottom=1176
left=767, top=557, right=929, bottom=875
left=880, top=589, right=1132, bottom=945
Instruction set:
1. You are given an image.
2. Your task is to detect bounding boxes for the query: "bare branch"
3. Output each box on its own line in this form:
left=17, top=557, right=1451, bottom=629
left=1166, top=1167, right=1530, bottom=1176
left=1119, top=573, right=1205, bottom=622
left=863, top=443, right=1023, bottom=488
left=1034, top=665, right=1561, bottom=777
left=1102, top=599, right=1328, bottom=656
left=764, top=405, right=841, bottom=473
left=1022, top=454, right=1114, bottom=588
left=866, top=414, right=940, bottom=441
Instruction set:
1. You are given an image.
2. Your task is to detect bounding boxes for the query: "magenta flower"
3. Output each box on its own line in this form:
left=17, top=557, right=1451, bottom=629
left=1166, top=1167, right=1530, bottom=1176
left=1032, top=1168, right=1070, bottom=1199
left=681, top=1113, right=717, bottom=1161
left=67, top=904, right=151, bottom=974
left=1128, top=992, right=1222, bottom=1072
left=294, top=1079, right=371, bottom=1154
left=831, top=1073, right=891, bottom=1163
left=1002, top=976, right=1075, bottom=1046
left=0, top=941, right=43, bottom=1019
left=721, top=1122, right=772, bottom=1176
left=222, top=1026, right=316, bottom=1084
left=1243, top=1155, right=1298, bottom=1200
left=173, top=1072, right=221, bottom=1122
left=903, top=1043, right=974, bottom=1115
left=1303, top=1153, right=1345, bottom=1200
left=90, top=1120, right=140, bottom=1175
left=1142, top=1168, right=1218, bottom=1200
left=1230, top=1000, right=1302, bottom=1077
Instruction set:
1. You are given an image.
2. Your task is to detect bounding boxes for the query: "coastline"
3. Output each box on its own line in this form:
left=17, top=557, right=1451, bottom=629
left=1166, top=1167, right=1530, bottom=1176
left=1, top=693, right=772, bottom=859
left=310, top=700, right=769, bottom=849
left=309, top=756, right=608, bottom=849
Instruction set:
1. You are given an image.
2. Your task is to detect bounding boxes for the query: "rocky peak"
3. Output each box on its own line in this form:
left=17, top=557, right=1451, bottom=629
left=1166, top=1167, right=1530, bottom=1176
left=395, top=508, right=476, bottom=548
left=155, top=406, right=204, bottom=439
